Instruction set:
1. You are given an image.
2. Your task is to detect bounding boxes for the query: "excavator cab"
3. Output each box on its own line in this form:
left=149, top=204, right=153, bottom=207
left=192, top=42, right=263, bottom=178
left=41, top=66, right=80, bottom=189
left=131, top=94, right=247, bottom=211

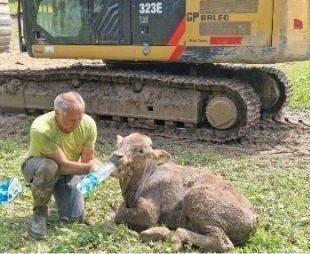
left=18, top=0, right=308, bottom=63
left=21, top=0, right=131, bottom=45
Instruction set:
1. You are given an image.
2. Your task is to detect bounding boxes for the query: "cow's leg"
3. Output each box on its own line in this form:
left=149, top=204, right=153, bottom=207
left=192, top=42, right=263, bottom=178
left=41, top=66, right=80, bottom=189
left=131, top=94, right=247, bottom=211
left=140, top=226, right=172, bottom=242
left=171, top=227, right=234, bottom=252
left=114, top=197, right=159, bottom=230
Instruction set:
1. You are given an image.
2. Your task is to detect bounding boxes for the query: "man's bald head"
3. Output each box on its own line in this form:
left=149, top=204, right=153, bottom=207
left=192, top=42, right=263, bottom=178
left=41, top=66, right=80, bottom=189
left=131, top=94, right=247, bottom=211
left=54, top=91, right=85, bottom=114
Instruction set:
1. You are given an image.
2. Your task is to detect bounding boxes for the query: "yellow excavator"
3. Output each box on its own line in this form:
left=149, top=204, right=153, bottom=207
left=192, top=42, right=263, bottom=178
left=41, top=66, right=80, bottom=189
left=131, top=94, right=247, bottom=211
left=0, top=0, right=309, bottom=142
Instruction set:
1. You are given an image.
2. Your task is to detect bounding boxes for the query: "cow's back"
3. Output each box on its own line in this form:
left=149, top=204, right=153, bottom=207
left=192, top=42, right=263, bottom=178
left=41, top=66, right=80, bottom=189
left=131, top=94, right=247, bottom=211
left=142, top=162, right=204, bottom=228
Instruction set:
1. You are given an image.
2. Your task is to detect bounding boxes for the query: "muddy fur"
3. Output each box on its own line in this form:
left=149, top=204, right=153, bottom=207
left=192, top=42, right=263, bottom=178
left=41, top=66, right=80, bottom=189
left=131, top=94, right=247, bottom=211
left=112, top=133, right=258, bottom=252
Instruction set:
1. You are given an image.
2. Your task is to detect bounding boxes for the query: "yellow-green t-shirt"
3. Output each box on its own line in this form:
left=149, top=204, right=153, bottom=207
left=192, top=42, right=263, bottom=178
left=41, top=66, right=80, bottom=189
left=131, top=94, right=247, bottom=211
left=28, top=111, right=97, bottom=162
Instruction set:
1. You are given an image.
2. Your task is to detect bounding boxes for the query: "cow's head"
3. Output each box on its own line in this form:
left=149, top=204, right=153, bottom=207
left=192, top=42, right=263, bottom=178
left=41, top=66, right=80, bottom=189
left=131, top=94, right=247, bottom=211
left=111, top=132, right=171, bottom=180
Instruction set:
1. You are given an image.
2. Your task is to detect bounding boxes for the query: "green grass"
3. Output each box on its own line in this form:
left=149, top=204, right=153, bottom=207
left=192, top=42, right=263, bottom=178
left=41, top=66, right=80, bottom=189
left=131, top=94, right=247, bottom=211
left=0, top=139, right=309, bottom=252
left=8, top=0, right=18, bottom=15
left=278, top=61, right=310, bottom=109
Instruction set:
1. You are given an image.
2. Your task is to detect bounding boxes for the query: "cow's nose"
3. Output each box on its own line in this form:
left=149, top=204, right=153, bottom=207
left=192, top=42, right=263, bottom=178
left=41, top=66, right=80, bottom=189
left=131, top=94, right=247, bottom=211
left=110, top=153, right=123, bottom=167
left=114, top=153, right=124, bottom=159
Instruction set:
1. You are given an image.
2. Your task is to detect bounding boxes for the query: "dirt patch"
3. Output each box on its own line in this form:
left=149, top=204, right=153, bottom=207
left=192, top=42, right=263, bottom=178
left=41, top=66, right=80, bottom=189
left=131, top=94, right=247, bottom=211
left=0, top=109, right=309, bottom=160
left=96, top=110, right=310, bottom=158
left=0, top=114, right=34, bottom=140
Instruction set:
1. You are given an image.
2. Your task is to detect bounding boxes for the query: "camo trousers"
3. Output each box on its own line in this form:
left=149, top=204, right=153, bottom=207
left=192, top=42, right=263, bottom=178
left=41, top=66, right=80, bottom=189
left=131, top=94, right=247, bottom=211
left=21, top=157, right=84, bottom=221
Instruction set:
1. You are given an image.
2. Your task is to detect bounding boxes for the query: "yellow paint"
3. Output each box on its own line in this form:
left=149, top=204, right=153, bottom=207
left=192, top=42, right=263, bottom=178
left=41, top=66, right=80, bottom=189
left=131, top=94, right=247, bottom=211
left=31, top=0, right=309, bottom=63
left=273, top=0, right=310, bottom=61
left=32, top=45, right=176, bottom=61
left=185, top=0, right=273, bottom=46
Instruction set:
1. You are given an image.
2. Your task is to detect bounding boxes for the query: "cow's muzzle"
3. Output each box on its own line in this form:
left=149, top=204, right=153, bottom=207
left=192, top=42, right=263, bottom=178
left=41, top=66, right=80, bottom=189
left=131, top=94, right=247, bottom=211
left=110, top=154, right=123, bottom=168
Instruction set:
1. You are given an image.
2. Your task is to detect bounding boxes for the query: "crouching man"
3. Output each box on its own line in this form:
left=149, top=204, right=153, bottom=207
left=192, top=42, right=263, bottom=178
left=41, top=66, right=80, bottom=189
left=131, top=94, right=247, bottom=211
left=21, top=91, right=102, bottom=239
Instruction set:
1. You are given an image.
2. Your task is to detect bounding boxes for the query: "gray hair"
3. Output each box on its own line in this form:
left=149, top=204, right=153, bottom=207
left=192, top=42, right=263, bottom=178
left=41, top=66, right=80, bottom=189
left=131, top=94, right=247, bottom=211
left=54, top=91, right=85, bottom=113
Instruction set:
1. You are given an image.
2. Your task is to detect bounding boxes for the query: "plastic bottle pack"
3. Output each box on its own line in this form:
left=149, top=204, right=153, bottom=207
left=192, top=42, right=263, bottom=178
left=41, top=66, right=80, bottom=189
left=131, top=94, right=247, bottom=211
left=0, top=178, right=23, bottom=205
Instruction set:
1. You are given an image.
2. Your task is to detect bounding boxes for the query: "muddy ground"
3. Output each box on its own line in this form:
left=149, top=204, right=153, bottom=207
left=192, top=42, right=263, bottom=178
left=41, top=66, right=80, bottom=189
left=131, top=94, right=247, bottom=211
left=0, top=110, right=309, bottom=159
left=0, top=19, right=309, bottom=160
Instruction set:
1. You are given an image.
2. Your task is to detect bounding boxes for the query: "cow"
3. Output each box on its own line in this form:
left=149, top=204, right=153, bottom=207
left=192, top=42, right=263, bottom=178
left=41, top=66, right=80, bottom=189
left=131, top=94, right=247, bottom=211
left=111, top=132, right=258, bottom=252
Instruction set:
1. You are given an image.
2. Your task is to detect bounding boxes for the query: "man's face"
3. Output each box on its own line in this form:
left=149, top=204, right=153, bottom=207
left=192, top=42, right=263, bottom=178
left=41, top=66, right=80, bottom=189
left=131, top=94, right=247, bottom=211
left=56, top=108, right=83, bottom=133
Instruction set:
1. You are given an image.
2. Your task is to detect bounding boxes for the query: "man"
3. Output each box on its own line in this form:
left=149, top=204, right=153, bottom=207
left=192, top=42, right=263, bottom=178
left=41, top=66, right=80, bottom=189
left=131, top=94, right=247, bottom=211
left=21, top=91, right=102, bottom=239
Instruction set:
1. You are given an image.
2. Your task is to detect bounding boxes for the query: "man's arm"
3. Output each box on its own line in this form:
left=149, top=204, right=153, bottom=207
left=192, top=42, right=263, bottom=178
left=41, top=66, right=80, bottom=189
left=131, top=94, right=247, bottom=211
left=80, top=116, right=102, bottom=167
left=81, top=146, right=102, bottom=165
left=47, top=148, right=92, bottom=175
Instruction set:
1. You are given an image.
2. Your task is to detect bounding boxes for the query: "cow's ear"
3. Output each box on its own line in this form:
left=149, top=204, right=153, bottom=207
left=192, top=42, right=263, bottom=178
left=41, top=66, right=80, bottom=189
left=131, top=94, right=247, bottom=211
left=152, top=149, right=171, bottom=164
left=116, top=135, right=123, bottom=148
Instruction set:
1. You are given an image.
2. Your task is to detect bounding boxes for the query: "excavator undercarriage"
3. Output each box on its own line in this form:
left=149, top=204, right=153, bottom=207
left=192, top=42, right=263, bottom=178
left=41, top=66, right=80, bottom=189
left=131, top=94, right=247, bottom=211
left=0, top=63, right=293, bottom=142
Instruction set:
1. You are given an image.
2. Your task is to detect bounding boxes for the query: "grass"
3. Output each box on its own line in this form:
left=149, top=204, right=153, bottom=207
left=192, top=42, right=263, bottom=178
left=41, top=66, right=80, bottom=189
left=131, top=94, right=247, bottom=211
left=278, top=61, right=310, bottom=109
left=0, top=138, right=309, bottom=252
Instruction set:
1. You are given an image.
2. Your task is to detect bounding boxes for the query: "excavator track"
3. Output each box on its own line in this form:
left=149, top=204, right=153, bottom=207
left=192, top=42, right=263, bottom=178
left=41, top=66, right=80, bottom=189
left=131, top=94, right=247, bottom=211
left=111, top=63, right=292, bottom=119
left=0, top=63, right=294, bottom=143
left=228, top=65, right=293, bottom=120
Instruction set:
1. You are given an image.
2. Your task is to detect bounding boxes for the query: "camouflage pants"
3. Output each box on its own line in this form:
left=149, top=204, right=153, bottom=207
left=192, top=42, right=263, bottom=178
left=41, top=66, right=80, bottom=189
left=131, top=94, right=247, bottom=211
left=21, top=157, right=84, bottom=221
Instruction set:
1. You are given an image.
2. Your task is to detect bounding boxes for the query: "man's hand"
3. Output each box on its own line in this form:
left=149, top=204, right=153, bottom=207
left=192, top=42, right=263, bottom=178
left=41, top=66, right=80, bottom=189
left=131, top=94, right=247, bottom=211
left=89, top=162, right=105, bottom=172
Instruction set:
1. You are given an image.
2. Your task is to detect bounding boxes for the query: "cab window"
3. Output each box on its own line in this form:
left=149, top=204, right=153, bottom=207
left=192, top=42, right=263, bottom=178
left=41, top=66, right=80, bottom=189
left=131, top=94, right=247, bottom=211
left=36, top=0, right=83, bottom=37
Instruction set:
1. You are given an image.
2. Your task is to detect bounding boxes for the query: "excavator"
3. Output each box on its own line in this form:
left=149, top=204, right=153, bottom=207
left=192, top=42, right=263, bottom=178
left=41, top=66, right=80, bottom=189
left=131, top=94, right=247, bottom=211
left=0, top=0, right=309, bottom=142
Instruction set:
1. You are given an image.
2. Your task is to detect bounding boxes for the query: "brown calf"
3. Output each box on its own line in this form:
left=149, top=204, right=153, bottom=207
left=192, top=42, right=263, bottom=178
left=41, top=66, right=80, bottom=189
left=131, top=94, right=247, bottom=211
left=111, top=132, right=258, bottom=252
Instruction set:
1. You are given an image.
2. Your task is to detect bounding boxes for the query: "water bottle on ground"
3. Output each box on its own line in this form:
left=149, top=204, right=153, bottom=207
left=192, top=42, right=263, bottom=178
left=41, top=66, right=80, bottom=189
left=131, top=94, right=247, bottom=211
left=0, top=178, right=23, bottom=205
left=77, top=162, right=117, bottom=195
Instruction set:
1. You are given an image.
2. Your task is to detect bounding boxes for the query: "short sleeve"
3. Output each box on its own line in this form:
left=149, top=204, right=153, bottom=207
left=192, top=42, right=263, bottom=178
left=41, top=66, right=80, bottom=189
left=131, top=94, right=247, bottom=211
left=84, top=117, right=97, bottom=149
left=30, top=129, right=57, bottom=156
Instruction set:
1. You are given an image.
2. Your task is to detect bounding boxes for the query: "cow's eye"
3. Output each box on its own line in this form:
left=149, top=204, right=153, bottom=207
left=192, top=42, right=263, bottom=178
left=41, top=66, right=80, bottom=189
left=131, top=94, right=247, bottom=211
left=138, top=149, right=144, bottom=154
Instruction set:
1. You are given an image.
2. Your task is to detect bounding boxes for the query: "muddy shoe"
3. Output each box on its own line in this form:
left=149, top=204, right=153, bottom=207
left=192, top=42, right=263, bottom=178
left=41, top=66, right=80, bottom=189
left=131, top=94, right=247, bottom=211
left=29, top=206, right=48, bottom=240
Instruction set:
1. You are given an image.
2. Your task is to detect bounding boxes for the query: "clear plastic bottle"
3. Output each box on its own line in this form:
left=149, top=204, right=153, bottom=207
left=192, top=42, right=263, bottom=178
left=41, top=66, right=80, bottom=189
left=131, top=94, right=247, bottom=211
left=0, top=178, right=23, bottom=205
left=77, top=162, right=117, bottom=195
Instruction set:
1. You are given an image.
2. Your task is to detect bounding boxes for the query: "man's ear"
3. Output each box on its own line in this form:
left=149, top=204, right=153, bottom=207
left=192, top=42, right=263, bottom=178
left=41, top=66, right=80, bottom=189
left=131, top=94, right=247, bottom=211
left=151, top=149, right=171, bottom=164
left=116, top=135, right=123, bottom=148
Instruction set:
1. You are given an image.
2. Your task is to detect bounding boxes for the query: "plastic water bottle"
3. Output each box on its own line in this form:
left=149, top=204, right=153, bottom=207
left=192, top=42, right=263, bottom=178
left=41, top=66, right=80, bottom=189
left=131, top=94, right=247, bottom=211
left=77, top=162, right=117, bottom=195
left=0, top=178, right=23, bottom=205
